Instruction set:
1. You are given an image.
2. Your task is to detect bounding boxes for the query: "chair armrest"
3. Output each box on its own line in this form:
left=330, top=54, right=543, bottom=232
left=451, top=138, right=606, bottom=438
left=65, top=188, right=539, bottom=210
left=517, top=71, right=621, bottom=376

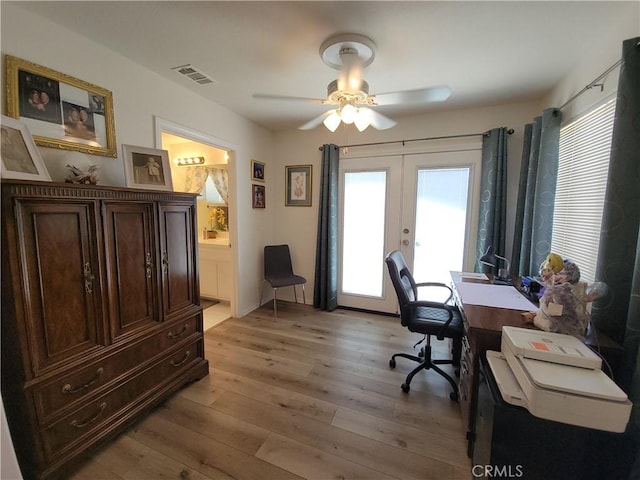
left=415, top=282, right=454, bottom=304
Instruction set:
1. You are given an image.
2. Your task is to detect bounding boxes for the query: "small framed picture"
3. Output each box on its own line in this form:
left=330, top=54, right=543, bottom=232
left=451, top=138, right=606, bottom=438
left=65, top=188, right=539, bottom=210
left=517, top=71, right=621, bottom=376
left=285, top=165, right=312, bottom=206
left=252, top=184, right=265, bottom=208
left=1, top=115, right=51, bottom=181
left=251, top=159, right=265, bottom=182
left=122, top=144, right=173, bottom=191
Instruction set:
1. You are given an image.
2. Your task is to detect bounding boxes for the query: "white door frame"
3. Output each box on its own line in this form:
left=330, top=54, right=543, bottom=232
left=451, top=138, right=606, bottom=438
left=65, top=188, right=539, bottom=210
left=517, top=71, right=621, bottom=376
left=154, top=116, right=240, bottom=318
left=337, top=139, right=482, bottom=313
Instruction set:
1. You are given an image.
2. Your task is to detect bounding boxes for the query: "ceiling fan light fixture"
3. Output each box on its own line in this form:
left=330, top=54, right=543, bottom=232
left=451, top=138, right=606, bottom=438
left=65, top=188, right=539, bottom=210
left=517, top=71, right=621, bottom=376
left=354, top=108, right=372, bottom=132
left=323, top=111, right=341, bottom=132
left=340, top=103, right=357, bottom=124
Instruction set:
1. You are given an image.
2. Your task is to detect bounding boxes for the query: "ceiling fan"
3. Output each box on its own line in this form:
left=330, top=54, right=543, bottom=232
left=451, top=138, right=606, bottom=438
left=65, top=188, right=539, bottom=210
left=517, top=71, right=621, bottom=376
left=253, top=34, right=452, bottom=132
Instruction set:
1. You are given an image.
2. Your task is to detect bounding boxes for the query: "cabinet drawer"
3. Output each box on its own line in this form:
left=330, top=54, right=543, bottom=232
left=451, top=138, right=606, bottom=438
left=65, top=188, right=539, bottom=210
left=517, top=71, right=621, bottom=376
left=33, top=316, right=201, bottom=424
left=40, top=339, right=202, bottom=462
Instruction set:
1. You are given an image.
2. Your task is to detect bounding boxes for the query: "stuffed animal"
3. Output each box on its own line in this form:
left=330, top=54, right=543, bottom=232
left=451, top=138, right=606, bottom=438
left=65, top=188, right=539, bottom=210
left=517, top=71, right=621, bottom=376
left=533, top=253, right=604, bottom=339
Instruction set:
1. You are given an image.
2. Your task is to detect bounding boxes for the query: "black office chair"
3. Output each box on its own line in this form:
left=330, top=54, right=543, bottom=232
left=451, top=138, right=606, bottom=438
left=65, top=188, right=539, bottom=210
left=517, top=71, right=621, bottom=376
left=385, top=250, right=463, bottom=400
left=259, top=245, right=306, bottom=316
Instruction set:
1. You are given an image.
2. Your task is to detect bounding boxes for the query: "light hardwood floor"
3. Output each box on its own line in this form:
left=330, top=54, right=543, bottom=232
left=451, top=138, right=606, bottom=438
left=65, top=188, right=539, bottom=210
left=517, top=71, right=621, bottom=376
left=71, top=303, right=471, bottom=480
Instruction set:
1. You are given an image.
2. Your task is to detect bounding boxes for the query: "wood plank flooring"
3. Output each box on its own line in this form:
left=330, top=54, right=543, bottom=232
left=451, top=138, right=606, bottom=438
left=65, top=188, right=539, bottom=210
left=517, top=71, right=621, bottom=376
left=70, top=303, right=471, bottom=480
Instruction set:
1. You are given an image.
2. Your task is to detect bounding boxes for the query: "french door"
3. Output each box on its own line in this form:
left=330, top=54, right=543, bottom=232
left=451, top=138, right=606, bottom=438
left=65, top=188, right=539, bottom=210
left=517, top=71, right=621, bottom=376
left=338, top=149, right=480, bottom=314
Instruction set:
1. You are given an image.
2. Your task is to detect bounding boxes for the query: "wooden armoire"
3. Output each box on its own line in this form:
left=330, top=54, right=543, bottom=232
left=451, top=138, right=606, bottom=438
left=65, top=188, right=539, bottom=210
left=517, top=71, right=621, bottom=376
left=1, top=180, right=209, bottom=479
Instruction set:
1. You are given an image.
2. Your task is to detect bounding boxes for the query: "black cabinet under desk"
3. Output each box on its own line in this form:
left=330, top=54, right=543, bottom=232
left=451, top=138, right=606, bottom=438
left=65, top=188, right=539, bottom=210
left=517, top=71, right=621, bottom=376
left=473, top=356, right=637, bottom=480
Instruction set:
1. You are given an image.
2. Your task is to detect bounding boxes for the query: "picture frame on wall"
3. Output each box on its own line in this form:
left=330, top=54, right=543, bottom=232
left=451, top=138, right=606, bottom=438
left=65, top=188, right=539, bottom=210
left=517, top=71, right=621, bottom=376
left=285, top=164, right=312, bottom=206
left=252, top=184, right=265, bottom=208
left=4, top=55, right=117, bottom=157
left=0, top=115, right=51, bottom=181
left=122, top=144, right=173, bottom=191
left=251, top=159, right=265, bottom=182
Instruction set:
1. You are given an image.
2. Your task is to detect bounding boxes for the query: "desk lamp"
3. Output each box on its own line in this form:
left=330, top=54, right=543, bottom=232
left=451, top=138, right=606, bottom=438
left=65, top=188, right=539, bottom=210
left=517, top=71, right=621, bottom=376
left=479, top=245, right=512, bottom=285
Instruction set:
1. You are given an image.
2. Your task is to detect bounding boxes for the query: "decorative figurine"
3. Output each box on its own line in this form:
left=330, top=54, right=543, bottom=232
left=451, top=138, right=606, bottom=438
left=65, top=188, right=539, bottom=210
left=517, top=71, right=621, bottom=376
left=66, top=164, right=99, bottom=184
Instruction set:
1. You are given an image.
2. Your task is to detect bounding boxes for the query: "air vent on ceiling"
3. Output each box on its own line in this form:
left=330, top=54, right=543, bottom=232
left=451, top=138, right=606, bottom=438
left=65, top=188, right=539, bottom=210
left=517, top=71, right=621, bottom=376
left=171, top=64, right=217, bottom=85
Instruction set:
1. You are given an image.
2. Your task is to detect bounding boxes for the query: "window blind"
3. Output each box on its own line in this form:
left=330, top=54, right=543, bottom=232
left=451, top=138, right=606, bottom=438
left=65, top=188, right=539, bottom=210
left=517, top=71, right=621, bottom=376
left=551, top=98, right=616, bottom=283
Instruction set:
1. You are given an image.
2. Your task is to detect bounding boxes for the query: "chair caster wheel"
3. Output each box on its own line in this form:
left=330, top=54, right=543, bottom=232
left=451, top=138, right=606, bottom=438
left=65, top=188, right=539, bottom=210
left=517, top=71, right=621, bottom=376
left=389, top=358, right=396, bottom=368
left=450, top=391, right=459, bottom=401
left=401, top=383, right=410, bottom=393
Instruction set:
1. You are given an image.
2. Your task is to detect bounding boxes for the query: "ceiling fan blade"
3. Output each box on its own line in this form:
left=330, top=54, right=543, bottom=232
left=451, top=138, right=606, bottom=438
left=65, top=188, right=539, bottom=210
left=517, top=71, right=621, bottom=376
left=371, top=86, right=452, bottom=106
left=360, top=108, right=397, bottom=130
left=253, top=93, right=327, bottom=104
left=298, top=110, right=337, bottom=130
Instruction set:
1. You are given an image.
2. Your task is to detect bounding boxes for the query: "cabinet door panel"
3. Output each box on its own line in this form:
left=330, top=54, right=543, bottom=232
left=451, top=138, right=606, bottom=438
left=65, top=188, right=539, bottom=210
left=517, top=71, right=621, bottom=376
left=17, top=201, right=103, bottom=372
left=103, top=202, right=159, bottom=340
left=159, top=203, right=197, bottom=317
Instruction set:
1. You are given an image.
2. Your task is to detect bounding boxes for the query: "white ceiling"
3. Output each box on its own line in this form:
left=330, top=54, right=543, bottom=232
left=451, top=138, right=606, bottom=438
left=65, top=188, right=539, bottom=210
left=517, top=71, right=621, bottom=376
left=13, top=1, right=630, bottom=132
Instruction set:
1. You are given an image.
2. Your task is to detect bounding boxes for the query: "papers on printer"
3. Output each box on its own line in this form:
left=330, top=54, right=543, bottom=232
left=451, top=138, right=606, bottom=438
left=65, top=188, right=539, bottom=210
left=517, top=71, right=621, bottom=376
left=487, top=326, right=631, bottom=433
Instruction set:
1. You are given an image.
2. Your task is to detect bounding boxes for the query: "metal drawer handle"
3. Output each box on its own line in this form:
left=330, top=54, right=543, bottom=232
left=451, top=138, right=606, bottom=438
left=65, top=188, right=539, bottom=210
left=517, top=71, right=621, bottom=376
left=70, top=402, right=107, bottom=428
left=170, top=350, right=191, bottom=367
left=84, top=262, right=95, bottom=294
left=62, top=367, right=104, bottom=394
left=145, top=252, right=153, bottom=279
left=162, top=251, right=169, bottom=275
left=167, top=324, right=188, bottom=339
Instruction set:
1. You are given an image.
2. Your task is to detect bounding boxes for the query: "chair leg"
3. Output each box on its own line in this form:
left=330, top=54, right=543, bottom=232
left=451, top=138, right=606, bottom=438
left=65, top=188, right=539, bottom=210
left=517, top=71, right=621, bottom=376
left=273, top=288, right=278, bottom=317
left=293, top=285, right=298, bottom=303
left=302, top=284, right=306, bottom=304
left=390, top=343, right=460, bottom=400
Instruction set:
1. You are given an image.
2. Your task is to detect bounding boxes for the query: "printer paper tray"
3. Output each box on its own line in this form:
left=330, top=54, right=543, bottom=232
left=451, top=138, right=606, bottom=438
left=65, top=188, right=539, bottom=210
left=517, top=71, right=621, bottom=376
left=499, top=349, right=631, bottom=433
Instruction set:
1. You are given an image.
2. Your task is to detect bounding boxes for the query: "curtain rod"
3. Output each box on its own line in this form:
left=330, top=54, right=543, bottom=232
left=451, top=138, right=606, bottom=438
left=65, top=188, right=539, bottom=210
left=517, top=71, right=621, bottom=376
left=318, top=131, right=509, bottom=151
left=559, top=58, right=622, bottom=110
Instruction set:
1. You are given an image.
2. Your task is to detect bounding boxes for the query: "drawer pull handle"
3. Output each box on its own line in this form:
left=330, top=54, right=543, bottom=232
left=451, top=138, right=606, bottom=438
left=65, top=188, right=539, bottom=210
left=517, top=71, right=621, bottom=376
left=167, top=324, right=188, bottom=339
left=170, top=350, right=191, bottom=367
left=71, top=402, right=107, bottom=428
left=83, top=262, right=95, bottom=294
left=145, top=252, right=153, bottom=279
left=62, top=367, right=104, bottom=394
left=162, top=251, right=169, bottom=275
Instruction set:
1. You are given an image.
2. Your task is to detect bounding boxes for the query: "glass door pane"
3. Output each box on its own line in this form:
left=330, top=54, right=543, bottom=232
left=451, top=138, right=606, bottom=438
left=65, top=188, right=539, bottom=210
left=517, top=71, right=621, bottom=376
left=413, top=168, right=470, bottom=284
left=342, top=171, right=387, bottom=297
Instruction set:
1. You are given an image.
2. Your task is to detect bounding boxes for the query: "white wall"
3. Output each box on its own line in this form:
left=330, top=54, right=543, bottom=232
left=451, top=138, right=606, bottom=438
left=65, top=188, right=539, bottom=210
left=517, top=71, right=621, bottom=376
left=546, top=3, right=639, bottom=123
left=1, top=2, right=277, bottom=318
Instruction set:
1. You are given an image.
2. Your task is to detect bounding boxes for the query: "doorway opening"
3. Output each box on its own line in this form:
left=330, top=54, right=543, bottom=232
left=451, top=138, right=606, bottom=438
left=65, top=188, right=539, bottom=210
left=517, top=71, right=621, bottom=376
left=155, top=117, right=238, bottom=324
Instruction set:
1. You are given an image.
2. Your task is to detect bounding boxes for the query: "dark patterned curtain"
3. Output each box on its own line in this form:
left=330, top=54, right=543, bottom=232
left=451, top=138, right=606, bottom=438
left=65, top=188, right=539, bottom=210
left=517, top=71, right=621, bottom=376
left=314, top=144, right=339, bottom=311
left=591, top=38, right=640, bottom=402
left=476, top=128, right=508, bottom=273
left=511, top=108, right=562, bottom=277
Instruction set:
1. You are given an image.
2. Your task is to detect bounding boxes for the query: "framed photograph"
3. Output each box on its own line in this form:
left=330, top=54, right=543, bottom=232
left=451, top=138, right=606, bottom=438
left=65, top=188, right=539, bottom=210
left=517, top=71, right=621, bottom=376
left=285, top=165, right=312, bottom=206
left=4, top=55, right=117, bottom=157
left=252, top=184, right=265, bottom=208
left=122, top=144, right=173, bottom=191
left=251, top=159, right=265, bottom=182
left=1, top=115, right=51, bottom=181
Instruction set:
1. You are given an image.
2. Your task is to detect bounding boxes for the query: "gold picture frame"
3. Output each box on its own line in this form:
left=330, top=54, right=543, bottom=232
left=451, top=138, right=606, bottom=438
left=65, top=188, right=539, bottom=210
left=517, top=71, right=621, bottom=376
left=1, top=115, right=51, bottom=181
left=4, top=55, right=117, bottom=157
left=285, top=164, right=312, bottom=206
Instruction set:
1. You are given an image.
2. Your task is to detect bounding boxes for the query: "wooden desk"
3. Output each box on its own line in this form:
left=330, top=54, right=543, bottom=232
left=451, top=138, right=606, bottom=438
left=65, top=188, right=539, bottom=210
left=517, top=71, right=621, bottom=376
left=450, top=272, right=625, bottom=458
left=449, top=272, right=533, bottom=457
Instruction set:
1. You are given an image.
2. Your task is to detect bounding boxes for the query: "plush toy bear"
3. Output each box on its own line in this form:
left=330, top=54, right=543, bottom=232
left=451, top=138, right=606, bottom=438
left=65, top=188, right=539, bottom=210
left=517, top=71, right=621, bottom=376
left=533, top=253, right=603, bottom=339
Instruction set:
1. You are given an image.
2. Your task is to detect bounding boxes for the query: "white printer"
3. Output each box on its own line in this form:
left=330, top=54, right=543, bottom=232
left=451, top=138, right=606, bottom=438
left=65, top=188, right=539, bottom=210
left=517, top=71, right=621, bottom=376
left=486, top=326, right=632, bottom=433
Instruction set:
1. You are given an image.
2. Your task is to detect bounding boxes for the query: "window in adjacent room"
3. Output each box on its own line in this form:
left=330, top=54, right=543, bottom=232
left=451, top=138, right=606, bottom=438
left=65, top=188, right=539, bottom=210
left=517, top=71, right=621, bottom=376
left=551, top=97, right=616, bottom=283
